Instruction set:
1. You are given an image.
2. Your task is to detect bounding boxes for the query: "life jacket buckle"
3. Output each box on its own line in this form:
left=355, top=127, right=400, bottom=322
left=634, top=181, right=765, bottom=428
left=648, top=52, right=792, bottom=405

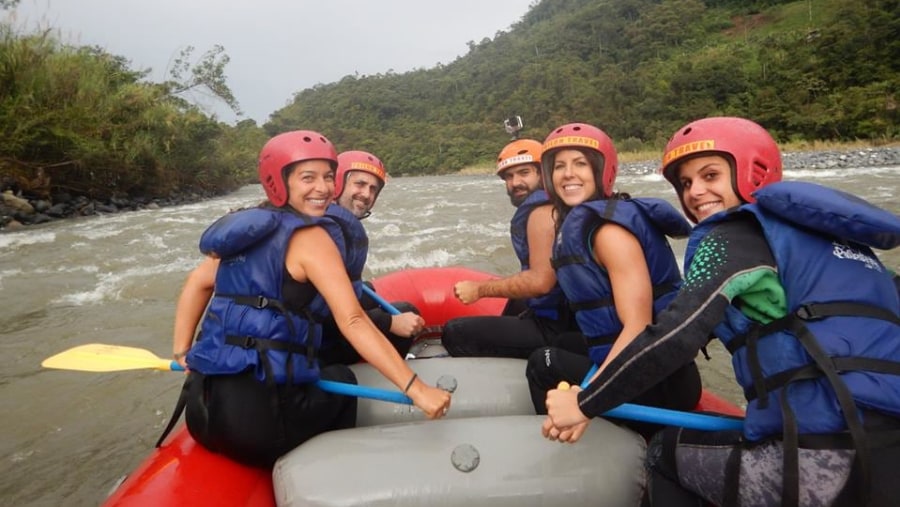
left=795, top=304, right=818, bottom=321
left=239, top=336, right=257, bottom=348
left=254, top=296, right=269, bottom=309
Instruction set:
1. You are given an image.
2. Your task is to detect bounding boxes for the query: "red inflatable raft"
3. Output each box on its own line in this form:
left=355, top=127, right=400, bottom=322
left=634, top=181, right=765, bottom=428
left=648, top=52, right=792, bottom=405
left=101, top=266, right=743, bottom=507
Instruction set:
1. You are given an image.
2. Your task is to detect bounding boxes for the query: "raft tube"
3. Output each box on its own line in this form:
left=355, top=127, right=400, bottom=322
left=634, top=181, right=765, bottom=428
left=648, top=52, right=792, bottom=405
left=101, top=266, right=745, bottom=506
left=371, top=266, right=507, bottom=338
left=273, top=415, right=646, bottom=507
left=350, top=357, right=534, bottom=427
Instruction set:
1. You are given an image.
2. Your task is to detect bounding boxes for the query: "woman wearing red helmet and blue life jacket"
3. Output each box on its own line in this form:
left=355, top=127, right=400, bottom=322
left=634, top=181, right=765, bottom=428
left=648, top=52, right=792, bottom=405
left=165, top=131, right=450, bottom=468
left=542, top=117, right=900, bottom=506
left=319, top=150, right=426, bottom=365
left=525, top=122, right=702, bottom=436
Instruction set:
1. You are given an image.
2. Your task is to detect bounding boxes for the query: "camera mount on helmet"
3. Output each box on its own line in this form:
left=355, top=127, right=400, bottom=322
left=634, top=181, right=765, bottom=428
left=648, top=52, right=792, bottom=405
left=504, top=115, right=524, bottom=140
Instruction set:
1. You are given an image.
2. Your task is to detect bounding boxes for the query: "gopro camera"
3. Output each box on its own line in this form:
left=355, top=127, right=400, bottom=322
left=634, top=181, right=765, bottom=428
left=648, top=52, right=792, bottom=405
left=504, top=116, right=524, bottom=138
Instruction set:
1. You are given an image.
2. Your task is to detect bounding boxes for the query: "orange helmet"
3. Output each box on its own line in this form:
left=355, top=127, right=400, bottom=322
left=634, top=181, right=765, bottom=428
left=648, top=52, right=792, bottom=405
left=661, top=117, right=782, bottom=222
left=496, top=139, right=542, bottom=176
left=335, top=150, right=387, bottom=204
left=541, top=123, right=618, bottom=199
left=258, top=131, right=338, bottom=207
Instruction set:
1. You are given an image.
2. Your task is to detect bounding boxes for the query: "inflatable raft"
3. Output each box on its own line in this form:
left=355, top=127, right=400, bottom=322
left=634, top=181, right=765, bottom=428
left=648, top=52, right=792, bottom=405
left=101, top=266, right=744, bottom=507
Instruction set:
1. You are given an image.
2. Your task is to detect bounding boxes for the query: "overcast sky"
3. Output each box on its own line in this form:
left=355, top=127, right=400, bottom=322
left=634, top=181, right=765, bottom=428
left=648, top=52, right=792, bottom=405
left=8, top=0, right=535, bottom=124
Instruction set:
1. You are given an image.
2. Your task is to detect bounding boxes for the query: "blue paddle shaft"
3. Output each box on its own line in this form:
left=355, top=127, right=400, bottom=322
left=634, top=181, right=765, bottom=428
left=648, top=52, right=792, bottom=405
left=316, top=379, right=413, bottom=405
left=580, top=364, right=598, bottom=389
left=168, top=360, right=412, bottom=404
left=575, top=364, right=741, bottom=430
left=605, top=403, right=743, bottom=431
left=362, top=285, right=401, bottom=316
left=171, top=357, right=741, bottom=430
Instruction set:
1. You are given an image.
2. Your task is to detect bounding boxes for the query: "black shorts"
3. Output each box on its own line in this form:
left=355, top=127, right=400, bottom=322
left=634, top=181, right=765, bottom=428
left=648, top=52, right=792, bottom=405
left=184, top=365, right=357, bottom=468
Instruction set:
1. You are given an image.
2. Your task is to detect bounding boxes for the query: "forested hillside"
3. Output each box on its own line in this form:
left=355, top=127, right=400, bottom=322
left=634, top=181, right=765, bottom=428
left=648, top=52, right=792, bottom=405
left=267, top=0, right=898, bottom=175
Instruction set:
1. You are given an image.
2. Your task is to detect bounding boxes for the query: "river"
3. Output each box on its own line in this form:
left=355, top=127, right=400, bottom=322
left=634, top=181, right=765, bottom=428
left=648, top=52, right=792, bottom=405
left=1, top=165, right=898, bottom=506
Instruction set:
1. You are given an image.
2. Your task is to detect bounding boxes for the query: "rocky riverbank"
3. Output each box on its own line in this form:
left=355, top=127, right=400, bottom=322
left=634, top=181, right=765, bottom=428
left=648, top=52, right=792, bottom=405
left=3, top=146, right=899, bottom=232
left=620, top=145, right=900, bottom=174
left=0, top=189, right=221, bottom=231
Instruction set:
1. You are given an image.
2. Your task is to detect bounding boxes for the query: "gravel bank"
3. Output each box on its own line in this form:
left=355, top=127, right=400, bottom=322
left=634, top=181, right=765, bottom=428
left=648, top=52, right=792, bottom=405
left=621, top=146, right=900, bottom=174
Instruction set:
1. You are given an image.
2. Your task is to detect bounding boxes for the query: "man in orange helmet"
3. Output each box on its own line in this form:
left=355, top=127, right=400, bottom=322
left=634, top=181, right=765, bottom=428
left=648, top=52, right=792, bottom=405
left=442, top=138, right=580, bottom=359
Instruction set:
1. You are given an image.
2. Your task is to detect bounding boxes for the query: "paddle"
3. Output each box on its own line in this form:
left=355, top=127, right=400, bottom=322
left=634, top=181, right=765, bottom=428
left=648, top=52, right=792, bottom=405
left=362, top=284, right=401, bottom=315
left=557, top=381, right=744, bottom=432
left=42, top=343, right=413, bottom=404
left=43, top=344, right=743, bottom=430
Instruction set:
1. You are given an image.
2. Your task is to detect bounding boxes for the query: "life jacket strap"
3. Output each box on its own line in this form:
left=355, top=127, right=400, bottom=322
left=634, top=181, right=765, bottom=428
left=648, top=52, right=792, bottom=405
left=723, top=300, right=900, bottom=506
left=567, top=282, right=678, bottom=312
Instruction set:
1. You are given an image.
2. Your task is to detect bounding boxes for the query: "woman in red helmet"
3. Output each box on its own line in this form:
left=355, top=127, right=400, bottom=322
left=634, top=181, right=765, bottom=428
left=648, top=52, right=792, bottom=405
left=526, top=122, right=702, bottom=437
left=542, top=117, right=900, bottom=506
left=165, top=131, right=450, bottom=468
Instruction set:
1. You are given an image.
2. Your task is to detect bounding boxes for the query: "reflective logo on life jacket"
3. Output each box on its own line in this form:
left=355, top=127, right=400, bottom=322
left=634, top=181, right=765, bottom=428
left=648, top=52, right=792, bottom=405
left=832, top=241, right=882, bottom=271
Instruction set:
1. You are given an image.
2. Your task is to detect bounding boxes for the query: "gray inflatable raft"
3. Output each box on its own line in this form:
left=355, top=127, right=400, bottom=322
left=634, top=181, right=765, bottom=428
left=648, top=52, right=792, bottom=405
left=273, top=415, right=646, bottom=507
left=349, top=357, right=534, bottom=427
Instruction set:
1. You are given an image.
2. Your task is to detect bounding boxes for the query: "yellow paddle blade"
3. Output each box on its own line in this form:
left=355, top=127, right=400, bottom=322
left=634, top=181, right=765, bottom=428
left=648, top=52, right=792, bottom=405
left=41, top=343, right=173, bottom=372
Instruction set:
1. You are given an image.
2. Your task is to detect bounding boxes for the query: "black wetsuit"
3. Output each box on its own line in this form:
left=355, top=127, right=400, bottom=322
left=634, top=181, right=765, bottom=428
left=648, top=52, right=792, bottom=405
left=575, top=216, right=900, bottom=506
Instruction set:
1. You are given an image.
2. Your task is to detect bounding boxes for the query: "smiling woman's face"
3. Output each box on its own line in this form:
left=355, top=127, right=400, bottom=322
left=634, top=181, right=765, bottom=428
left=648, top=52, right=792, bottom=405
left=551, top=149, right=597, bottom=207
left=285, top=159, right=335, bottom=216
left=676, top=155, right=742, bottom=222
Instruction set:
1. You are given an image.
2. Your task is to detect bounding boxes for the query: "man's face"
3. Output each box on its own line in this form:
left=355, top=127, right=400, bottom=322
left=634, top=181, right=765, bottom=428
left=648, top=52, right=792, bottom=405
left=337, top=170, right=382, bottom=218
left=499, top=163, right=542, bottom=207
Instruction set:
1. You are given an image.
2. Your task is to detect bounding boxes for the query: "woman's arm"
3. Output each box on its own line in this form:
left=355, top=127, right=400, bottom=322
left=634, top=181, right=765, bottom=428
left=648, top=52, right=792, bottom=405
left=172, top=257, right=218, bottom=368
left=591, top=222, right=654, bottom=376
left=541, top=223, right=654, bottom=441
left=286, top=226, right=450, bottom=418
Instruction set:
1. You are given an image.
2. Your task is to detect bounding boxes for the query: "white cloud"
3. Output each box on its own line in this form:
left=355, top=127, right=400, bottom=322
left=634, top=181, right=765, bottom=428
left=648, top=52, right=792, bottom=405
left=8, top=0, right=534, bottom=124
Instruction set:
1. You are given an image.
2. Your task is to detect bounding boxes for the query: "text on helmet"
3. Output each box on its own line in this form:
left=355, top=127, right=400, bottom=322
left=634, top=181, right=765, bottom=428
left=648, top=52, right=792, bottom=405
left=498, top=154, right=537, bottom=170
left=544, top=136, right=600, bottom=151
left=349, top=161, right=386, bottom=179
left=663, top=140, right=716, bottom=166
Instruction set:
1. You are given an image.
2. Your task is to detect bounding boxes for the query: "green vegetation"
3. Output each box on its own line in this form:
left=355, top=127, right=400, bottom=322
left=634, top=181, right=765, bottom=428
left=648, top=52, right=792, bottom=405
left=268, top=0, right=898, bottom=175
left=1, top=0, right=897, bottom=205
left=0, top=22, right=266, bottom=201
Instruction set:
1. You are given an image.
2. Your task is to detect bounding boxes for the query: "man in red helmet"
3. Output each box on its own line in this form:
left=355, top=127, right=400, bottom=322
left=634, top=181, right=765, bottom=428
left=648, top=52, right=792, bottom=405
left=318, top=150, right=426, bottom=366
left=441, top=138, right=580, bottom=359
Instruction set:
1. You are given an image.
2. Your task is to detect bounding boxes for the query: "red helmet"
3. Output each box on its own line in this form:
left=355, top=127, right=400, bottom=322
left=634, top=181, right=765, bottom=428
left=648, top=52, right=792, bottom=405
left=540, top=123, right=618, bottom=199
left=258, top=130, right=338, bottom=207
left=496, top=139, right=542, bottom=175
left=335, top=150, right=387, bottom=203
left=661, top=117, right=782, bottom=220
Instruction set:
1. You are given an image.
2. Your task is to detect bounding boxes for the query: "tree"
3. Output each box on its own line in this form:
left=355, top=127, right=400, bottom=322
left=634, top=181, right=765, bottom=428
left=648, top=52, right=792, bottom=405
left=166, top=45, right=242, bottom=116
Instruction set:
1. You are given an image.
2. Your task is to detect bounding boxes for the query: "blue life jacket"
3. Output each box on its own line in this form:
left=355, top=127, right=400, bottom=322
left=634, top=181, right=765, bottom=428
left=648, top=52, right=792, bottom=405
left=325, top=203, right=368, bottom=292
left=688, top=181, right=900, bottom=506
left=553, top=197, right=691, bottom=364
left=686, top=181, right=900, bottom=442
left=510, top=190, right=567, bottom=320
left=187, top=207, right=349, bottom=385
